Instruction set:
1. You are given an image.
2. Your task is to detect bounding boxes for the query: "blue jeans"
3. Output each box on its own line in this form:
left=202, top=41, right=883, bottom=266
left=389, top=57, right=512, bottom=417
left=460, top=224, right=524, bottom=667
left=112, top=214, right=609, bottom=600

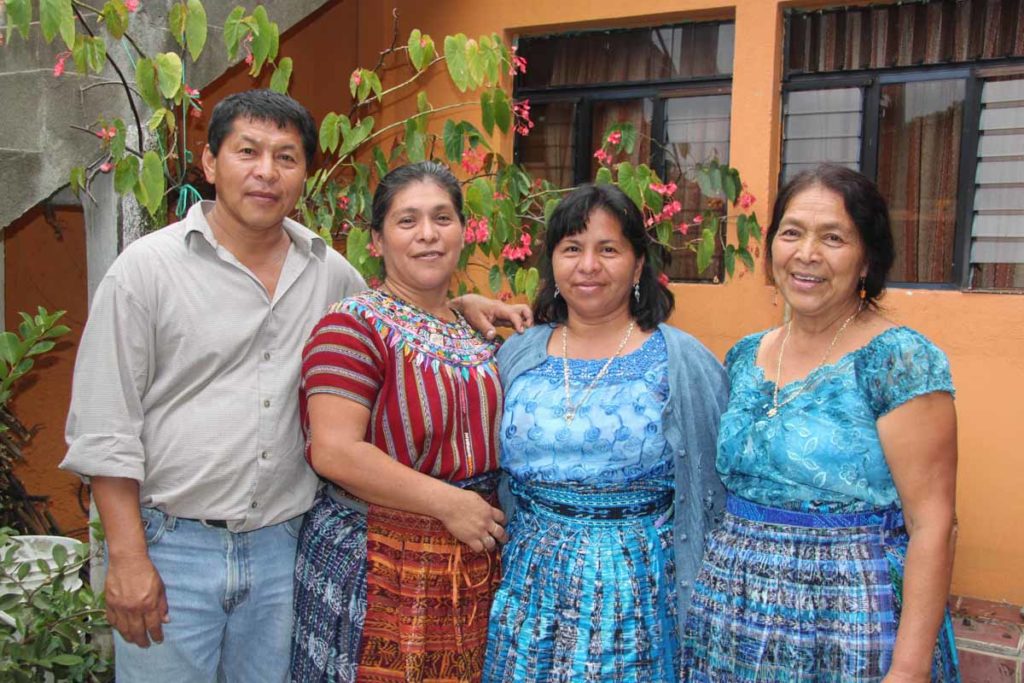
left=111, top=507, right=303, bottom=682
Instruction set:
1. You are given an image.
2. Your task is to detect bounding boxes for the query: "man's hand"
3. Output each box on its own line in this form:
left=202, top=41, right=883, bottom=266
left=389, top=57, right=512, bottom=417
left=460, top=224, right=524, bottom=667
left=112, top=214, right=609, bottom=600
left=104, top=552, right=169, bottom=648
left=451, top=293, right=533, bottom=340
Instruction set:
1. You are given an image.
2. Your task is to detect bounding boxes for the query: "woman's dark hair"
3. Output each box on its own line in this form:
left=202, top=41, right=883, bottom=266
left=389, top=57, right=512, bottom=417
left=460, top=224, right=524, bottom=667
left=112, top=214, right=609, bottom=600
left=533, top=183, right=674, bottom=331
left=765, top=163, right=894, bottom=308
left=370, top=161, right=465, bottom=233
left=207, top=89, right=317, bottom=168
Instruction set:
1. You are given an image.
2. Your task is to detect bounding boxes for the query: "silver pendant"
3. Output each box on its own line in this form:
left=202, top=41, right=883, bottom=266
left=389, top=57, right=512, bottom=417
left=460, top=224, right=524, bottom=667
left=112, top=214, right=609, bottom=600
left=767, top=407, right=778, bottom=418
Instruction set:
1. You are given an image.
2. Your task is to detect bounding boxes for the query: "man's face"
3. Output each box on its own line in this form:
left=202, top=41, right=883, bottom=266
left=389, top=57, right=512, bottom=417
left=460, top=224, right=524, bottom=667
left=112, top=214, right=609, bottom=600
left=201, top=116, right=307, bottom=234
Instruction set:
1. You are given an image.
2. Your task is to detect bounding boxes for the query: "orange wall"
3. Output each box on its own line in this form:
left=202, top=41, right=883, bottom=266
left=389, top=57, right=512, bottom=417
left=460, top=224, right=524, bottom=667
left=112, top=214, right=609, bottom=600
left=357, top=0, right=1024, bottom=604
left=4, top=206, right=89, bottom=538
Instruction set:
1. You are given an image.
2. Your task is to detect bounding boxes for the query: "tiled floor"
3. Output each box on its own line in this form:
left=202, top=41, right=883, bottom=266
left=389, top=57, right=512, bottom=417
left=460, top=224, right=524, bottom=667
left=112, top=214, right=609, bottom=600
left=952, top=595, right=1024, bottom=682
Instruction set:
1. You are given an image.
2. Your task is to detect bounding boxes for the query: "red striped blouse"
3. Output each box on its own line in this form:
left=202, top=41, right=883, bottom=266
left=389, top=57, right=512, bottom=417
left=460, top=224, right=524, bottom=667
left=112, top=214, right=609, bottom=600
left=300, top=289, right=502, bottom=482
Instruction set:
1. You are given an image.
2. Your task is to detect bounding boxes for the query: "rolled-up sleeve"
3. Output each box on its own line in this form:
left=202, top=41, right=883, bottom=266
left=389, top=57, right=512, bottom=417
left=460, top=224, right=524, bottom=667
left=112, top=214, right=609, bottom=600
left=61, top=272, right=152, bottom=482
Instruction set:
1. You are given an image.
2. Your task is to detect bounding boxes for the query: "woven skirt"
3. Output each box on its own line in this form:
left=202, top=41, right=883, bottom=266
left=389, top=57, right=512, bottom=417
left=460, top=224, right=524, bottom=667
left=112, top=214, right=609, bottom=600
left=682, top=496, right=960, bottom=683
left=292, top=476, right=500, bottom=683
left=483, top=480, right=678, bottom=683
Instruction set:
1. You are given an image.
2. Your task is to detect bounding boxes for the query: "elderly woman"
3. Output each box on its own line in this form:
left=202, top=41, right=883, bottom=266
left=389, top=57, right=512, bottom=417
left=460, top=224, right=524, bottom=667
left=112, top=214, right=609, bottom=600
left=683, top=164, right=959, bottom=682
left=484, top=183, right=729, bottom=682
left=291, top=162, right=515, bottom=682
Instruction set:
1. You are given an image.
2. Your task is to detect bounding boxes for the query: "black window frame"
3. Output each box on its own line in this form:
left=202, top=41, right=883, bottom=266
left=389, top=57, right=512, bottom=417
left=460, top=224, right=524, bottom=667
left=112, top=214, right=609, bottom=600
left=512, top=20, right=735, bottom=283
left=782, top=23, right=1024, bottom=290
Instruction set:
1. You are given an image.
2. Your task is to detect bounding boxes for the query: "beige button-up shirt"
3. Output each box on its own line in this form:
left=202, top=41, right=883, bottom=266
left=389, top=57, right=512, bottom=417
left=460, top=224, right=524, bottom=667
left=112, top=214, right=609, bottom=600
left=61, top=201, right=365, bottom=531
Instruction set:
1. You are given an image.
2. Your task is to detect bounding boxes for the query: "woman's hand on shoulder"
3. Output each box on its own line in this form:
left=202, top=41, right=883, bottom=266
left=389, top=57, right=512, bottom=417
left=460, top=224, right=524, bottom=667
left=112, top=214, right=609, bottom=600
left=451, top=293, right=533, bottom=339
left=435, top=486, right=507, bottom=552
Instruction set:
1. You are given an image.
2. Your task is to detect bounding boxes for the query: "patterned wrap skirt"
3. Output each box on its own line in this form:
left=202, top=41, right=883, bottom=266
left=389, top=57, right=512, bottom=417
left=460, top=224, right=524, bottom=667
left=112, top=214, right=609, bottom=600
left=291, top=473, right=501, bottom=683
left=682, top=496, right=961, bottom=682
left=483, top=480, right=678, bottom=683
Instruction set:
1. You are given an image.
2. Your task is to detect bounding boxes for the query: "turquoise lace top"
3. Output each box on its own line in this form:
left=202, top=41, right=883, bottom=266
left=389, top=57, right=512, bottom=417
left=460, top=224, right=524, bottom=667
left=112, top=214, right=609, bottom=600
left=501, top=330, right=672, bottom=487
left=717, top=326, right=954, bottom=512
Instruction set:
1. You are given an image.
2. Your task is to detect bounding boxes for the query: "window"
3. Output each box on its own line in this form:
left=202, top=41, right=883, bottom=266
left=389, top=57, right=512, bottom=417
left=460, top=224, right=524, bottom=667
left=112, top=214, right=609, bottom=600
left=783, top=0, right=1024, bottom=289
left=515, top=21, right=735, bottom=281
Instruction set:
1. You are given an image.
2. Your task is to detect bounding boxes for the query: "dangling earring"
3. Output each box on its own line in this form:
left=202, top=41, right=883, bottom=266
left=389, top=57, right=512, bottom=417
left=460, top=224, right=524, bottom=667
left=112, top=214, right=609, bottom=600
left=858, top=276, right=867, bottom=301
left=633, top=281, right=641, bottom=302
left=554, top=285, right=560, bottom=299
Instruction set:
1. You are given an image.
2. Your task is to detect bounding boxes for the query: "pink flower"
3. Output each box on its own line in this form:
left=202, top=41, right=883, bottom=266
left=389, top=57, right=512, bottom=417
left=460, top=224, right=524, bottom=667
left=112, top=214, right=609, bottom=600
left=53, top=51, right=72, bottom=78
left=692, top=214, right=703, bottom=225
left=660, top=200, right=683, bottom=220
left=96, top=126, right=118, bottom=142
left=244, top=53, right=254, bottom=66
left=124, top=0, right=139, bottom=12
left=501, top=232, right=533, bottom=262
left=648, top=182, right=678, bottom=197
left=337, top=195, right=350, bottom=210
left=368, top=277, right=383, bottom=289
left=499, top=291, right=513, bottom=302
left=351, top=69, right=362, bottom=86
left=99, top=161, right=113, bottom=173
left=464, top=217, right=490, bottom=244
left=367, top=242, right=381, bottom=258
left=677, top=222, right=690, bottom=235
left=593, top=148, right=613, bottom=165
left=184, top=85, right=200, bottom=98
left=493, top=191, right=507, bottom=200
left=738, top=190, right=756, bottom=210
left=657, top=272, right=670, bottom=287
left=508, top=46, right=528, bottom=76
left=512, top=99, right=534, bottom=136
left=460, top=146, right=487, bottom=175
left=606, top=131, right=622, bottom=145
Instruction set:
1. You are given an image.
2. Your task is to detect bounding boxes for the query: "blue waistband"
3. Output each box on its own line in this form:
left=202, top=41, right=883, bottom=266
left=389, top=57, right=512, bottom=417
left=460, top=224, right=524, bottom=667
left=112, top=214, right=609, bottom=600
left=726, top=495, right=905, bottom=531
left=511, top=479, right=673, bottom=524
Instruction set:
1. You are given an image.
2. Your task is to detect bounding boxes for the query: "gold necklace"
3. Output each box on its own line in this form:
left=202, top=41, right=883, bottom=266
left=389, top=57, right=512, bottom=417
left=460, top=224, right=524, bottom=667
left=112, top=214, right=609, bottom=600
left=562, top=321, right=635, bottom=425
left=768, top=307, right=861, bottom=418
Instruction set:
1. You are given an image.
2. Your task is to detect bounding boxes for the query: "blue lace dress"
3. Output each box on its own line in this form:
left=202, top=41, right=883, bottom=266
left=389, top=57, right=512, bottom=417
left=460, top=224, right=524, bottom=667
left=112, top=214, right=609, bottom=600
left=484, top=331, right=679, bottom=683
left=683, top=326, right=960, bottom=682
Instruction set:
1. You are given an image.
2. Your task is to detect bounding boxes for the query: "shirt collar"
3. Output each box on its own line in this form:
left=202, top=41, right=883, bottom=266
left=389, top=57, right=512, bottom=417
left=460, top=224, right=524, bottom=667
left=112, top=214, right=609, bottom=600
left=183, top=200, right=327, bottom=261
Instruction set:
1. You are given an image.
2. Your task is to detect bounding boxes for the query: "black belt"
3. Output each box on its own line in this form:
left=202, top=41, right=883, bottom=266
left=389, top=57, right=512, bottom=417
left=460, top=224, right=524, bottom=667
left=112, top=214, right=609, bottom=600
left=178, top=517, right=228, bottom=528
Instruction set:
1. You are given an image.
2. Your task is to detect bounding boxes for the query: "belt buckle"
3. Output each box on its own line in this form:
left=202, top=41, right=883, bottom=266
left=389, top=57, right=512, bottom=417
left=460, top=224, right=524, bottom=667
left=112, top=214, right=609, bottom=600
left=200, top=519, right=228, bottom=529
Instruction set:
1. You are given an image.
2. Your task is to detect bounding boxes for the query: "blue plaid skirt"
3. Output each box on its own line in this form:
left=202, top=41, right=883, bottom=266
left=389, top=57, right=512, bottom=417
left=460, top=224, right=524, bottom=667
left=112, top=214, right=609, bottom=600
left=483, top=480, right=678, bottom=683
left=682, top=496, right=960, bottom=682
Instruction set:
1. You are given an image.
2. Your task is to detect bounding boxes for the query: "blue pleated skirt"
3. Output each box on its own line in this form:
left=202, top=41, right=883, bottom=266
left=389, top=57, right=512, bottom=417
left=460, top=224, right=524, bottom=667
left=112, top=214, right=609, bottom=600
left=483, top=480, right=678, bottom=683
left=682, top=496, right=960, bottom=682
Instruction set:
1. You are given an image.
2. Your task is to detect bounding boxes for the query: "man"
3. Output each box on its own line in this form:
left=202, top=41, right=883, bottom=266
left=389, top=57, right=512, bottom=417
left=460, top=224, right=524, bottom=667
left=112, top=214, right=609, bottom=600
left=61, top=89, right=527, bottom=682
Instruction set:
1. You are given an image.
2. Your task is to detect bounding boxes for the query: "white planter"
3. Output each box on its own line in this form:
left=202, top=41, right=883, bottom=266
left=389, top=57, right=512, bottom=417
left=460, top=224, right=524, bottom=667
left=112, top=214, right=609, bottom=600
left=0, top=535, right=86, bottom=628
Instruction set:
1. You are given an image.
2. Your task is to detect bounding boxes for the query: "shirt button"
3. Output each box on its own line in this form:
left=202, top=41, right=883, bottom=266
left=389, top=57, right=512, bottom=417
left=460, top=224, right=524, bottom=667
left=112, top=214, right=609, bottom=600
left=251, top=501, right=258, bottom=509
left=261, top=451, right=270, bottom=460
left=263, top=399, right=271, bottom=408
left=263, top=352, right=271, bottom=360
left=679, top=533, right=688, bottom=542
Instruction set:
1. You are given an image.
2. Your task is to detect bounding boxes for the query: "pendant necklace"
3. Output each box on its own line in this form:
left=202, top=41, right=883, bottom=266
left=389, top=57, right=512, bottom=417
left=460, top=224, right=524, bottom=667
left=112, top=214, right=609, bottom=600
left=562, top=321, right=635, bottom=425
left=768, top=307, right=861, bottom=418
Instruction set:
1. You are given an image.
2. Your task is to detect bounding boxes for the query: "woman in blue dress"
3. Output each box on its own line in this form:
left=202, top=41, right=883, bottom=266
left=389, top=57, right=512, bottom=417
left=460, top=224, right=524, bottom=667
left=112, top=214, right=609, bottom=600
left=683, top=164, right=960, bottom=682
left=484, top=183, right=729, bottom=682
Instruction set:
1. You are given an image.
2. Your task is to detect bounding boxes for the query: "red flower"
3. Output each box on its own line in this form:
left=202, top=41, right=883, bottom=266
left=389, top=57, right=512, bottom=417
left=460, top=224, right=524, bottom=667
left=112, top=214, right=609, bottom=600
left=367, top=242, right=381, bottom=258
left=692, top=214, right=703, bottom=225
left=593, top=148, right=612, bottom=165
left=678, top=221, right=690, bottom=236
left=336, top=195, right=350, bottom=210
left=99, top=161, right=113, bottom=173
left=124, top=0, right=139, bottom=12
left=53, top=51, right=72, bottom=78
left=657, top=272, right=670, bottom=287
left=465, top=217, right=490, bottom=244
left=512, top=99, right=534, bottom=136
left=460, top=146, right=487, bottom=175
left=738, top=190, right=756, bottom=210
left=508, top=46, right=528, bottom=76
left=648, top=182, right=678, bottom=197
left=351, top=69, right=362, bottom=86
left=606, top=130, right=622, bottom=145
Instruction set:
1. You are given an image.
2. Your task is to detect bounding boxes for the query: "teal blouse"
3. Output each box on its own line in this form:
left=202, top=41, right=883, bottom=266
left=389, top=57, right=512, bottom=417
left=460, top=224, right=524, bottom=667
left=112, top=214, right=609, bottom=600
left=717, top=326, right=954, bottom=513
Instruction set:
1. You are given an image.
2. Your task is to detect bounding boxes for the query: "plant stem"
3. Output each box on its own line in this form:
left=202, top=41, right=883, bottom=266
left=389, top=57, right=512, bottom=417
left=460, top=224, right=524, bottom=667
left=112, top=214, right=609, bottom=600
left=353, top=57, right=445, bottom=112
left=71, top=4, right=145, bottom=150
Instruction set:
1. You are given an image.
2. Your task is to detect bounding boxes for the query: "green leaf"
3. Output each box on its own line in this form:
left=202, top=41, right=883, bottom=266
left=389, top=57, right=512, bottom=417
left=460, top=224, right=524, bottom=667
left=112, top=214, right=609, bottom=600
left=444, top=34, right=470, bottom=92
left=339, top=116, right=374, bottom=158
left=114, top=156, right=139, bottom=194
left=5, top=0, right=31, bottom=41
left=185, top=0, right=208, bottom=61
left=467, top=177, right=494, bottom=217
left=51, top=543, right=68, bottom=567
left=656, top=220, right=671, bottom=245
left=724, top=244, right=736, bottom=278
left=492, top=88, right=511, bottom=134
left=52, top=654, right=84, bottom=666
left=147, top=107, right=169, bottom=132
left=465, top=38, right=483, bottom=89
left=616, top=162, right=643, bottom=208
left=747, top=212, right=762, bottom=242
left=737, top=214, right=749, bottom=251
left=404, top=120, right=426, bottom=162
left=416, top=91, right=431, bottom=114
left=488, top=265, right=502, bottom=293
left=595, top=167, right=613, bottom=185
left=479, top=90, right=494, bottom=136
left=83, top=35, right=107, bottom=74
left=544, top=198, right=560, bottom=223
left=408, top=29, right=426, bottom=70
left=102, top=0, right=129, bottom=40
left=154, top=52, right=183, bottom=99
left=68, top=166, right=87, bottom=197
left=319, top=112, right=340, bottom=153
left=513, top=268, right=526, bottom=294
left=223, top=6, right=246, bottom=59
left=443, top=120, right=463, bottom=163
left=41, top=0, right=75, bottom=48
left=366, top=71, right=383, bottom=102
left=135, top=58, right=162, bottom=110
left=137, top=150, right=165, bottom=216
left=737, top=248, right=755, bottom=271
left=168, top=3, right=186, bottom=47
left=0, top=332, right=18, bottom=366
left=524, top=267, right=540, bottom=300
left=372, top=146, right=389, bottom=180
left=269, top=57, right=293, bottom=94
left=723, top=168, right=739, bottom=204
left=697, top=226, right=716, bottom=274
